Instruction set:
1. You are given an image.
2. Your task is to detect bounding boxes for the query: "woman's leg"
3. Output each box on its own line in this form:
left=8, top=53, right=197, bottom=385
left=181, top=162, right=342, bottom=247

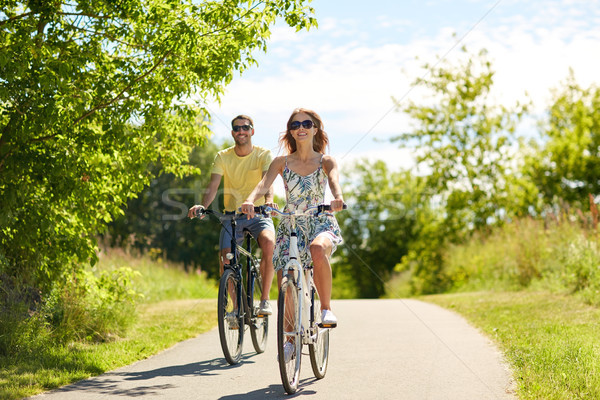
left=310, top=235, right=334, bottom=310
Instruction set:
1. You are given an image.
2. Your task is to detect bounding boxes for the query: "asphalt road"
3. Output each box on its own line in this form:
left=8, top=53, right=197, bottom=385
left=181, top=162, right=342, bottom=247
left=29, top=299, right=516, bottom=399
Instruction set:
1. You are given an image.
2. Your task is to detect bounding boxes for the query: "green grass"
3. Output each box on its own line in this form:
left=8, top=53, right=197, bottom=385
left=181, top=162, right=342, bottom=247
left=98, top=248, right=219, bottom=302
left=0, top=251, right=219, bottom=400
left=425, top=291, right=600, bottom=400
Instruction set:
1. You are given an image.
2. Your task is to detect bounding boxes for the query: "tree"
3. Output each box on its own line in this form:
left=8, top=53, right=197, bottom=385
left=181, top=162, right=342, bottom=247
left=0, top=1, right=317, bottom=297
left=103, top=139, right=225, bottom=279
left=525, top=71, right=600, bottom=208
left=336, top=160, right=437, bottom=297
left=392, top=46, right=529, bottom=233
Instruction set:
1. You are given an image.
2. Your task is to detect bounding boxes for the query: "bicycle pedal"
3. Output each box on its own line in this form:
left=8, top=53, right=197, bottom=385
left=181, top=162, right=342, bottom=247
left=318, top=322, right=337, bottom=329
left=257, top=309, right=273, bottom=317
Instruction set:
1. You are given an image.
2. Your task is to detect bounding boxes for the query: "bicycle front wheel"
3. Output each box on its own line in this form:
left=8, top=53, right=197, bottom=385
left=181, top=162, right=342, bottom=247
left=309, top=287, right=329, bottom=379
left=249, top=267, right=268, bottom=353
left=277, top=274, right=301, bottom=394
left=217, top=268, right=244, bottom=365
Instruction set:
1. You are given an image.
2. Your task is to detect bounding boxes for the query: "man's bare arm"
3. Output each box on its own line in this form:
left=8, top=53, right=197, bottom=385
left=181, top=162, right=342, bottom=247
left=187, top=173, right=222, bottom=218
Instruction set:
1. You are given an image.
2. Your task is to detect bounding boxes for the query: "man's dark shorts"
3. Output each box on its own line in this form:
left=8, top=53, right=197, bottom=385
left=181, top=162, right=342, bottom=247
left=219, top=215, right=275, bottom=250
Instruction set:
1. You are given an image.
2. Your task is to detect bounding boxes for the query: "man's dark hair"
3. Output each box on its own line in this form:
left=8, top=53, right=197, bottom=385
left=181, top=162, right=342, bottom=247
left=231, top=114, right=254, bottom=128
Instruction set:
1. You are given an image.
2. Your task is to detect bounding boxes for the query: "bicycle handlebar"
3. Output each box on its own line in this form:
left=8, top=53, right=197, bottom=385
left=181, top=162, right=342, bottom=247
left=193, top=203, right=346, bottom=220
left=193, top=205, right=269, bottom=219
left=263, top=203, right=347, bottom=217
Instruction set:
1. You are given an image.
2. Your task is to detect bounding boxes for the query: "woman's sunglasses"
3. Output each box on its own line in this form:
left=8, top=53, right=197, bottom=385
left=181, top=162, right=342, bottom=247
left=232, top=124, right=252, bottom=132
left=290, top=120, right=314, bottom=130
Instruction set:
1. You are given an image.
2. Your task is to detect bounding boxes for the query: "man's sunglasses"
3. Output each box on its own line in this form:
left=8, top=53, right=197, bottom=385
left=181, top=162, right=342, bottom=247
left=290, top=120, right=314, bottom=130
left=232, top=124, right=252, bottom=132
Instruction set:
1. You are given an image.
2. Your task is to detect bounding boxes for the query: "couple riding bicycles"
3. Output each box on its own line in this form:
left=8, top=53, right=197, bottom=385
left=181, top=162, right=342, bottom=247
left=189, top=109, right=344, bottom=393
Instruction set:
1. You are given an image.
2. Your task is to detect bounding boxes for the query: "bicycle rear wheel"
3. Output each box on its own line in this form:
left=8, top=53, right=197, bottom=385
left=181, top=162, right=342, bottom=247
left=217, top=268, right=244, bottom=365
left=309, top=288, right=329, bottom=379
left=249, top=265, right=268, bottom=353
left=277, top=274, right=301, bottom=394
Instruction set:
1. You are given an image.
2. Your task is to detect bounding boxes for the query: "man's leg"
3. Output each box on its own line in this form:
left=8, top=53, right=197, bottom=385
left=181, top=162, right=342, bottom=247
left=257, top=229, right=275, bottom=301
left=219, top=226, right=236, bottom=309
left=219, top=225, right=232, bottom=275
left=220, top=248, right=231, bottom=275
left=244, top=216, right=275, bottom=316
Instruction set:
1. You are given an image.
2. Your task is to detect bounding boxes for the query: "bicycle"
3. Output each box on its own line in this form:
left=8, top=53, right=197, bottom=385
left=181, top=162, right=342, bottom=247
left=194, top=206, right=270, bottom=365
left=266, top=203, right=346, bottom=394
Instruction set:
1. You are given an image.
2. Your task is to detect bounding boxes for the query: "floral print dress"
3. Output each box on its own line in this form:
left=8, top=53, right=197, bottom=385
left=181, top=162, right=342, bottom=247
left=273, top=156, right=343, bottom=271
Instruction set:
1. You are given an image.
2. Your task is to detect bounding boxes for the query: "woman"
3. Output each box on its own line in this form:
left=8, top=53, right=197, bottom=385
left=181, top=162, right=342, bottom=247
left=241, top=108, right=344, bottom=326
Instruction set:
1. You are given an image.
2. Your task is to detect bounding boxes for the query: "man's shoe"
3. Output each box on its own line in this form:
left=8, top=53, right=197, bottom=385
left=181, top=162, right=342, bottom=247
left=320, top=309, right=337, bottom=328
left=225, top=312, right=239, bottom=330
left=258, top=300, right=272, bottom=316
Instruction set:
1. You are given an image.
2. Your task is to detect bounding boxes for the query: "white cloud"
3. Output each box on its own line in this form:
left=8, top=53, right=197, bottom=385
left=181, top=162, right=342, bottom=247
left=205, top=0, right=600, bottom=179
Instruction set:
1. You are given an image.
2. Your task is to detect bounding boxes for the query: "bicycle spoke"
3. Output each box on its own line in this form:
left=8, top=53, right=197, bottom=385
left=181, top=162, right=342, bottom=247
left=309, top=286, right=329, bottom=378
left=218, top=269, right=243, bottom=365
left=278, top=275, right=301, bottom=394
left=250, top=266, right=268, bottom=353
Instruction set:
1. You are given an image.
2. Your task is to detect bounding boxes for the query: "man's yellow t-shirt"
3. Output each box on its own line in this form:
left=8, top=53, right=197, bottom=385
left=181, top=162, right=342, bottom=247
left=212, top=146, right=272, bottom=212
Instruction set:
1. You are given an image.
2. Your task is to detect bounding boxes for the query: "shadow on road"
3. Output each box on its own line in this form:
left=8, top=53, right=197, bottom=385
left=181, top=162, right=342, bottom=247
left=118, top=356, right=239, bottom=380
left=50, top=353, right=262, bottom=397
left=219, top=378, right=320, bottom=400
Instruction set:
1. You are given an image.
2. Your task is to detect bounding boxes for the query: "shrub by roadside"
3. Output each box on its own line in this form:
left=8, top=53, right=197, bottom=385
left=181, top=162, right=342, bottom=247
left=0, top=250, right=218, bottom=400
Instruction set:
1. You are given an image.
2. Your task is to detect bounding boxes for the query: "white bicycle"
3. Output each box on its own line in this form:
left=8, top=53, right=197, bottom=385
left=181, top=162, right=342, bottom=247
left=266, top=203, right=345, bottom=395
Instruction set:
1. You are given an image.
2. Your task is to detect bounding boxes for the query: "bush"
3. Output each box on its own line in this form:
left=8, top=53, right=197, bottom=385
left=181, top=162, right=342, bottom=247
left=443, top=219, right=548, bottom=291
left=0, top=299, right=49, bottom=359
left=0, top=264, right=142, bottom=360
left=45, top=267, right=142, bottom=343
left=441, top=215, right=600, bottom=305
left=548, top=232, right=600, bottom=305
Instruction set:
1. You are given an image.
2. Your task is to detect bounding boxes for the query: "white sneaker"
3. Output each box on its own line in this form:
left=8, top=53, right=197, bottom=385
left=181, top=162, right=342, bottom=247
left=321, top=309, right=337, bottom=327
left=258, top=300, right=272, bottom=316
left=283, top=341, right=295, bottom=363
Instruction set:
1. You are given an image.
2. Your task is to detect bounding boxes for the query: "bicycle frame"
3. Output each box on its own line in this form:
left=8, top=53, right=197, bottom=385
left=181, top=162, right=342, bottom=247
left=204, top=209, right=262, bottom=312
left=198, top=207, right=269, bottom=364
left=285, top=230, right=320, bottom=343
left=282, top=210, right=329, bottom=335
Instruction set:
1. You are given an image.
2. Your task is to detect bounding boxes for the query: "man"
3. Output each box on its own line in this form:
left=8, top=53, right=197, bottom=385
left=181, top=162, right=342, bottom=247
left=188, top=115, right=275, bottom=315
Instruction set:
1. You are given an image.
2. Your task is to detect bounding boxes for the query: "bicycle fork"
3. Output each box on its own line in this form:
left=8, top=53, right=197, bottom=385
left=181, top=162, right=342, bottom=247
left=287, top=232, right=319, bottom=346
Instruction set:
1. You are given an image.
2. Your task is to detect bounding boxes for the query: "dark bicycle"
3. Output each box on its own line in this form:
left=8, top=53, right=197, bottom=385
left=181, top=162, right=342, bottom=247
left=194, top=206, right=270, bottom=365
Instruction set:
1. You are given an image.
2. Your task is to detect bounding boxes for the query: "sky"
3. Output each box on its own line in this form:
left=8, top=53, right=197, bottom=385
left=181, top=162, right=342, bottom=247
left=203, top=0, right=600, bottom=191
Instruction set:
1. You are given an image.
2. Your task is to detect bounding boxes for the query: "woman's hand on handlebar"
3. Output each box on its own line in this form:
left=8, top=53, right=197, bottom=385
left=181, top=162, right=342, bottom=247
left=241, top=202, right=279, bottom=219
left=264, top=202, right=279, bottom=216
left=329, top=198, right=345, bottom=212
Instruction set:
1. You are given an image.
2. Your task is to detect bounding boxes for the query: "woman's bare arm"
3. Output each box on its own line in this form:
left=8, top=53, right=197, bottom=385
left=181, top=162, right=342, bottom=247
left=241, top=156, right=285, bottom=217
left=323, top=155, right=344, bottom=211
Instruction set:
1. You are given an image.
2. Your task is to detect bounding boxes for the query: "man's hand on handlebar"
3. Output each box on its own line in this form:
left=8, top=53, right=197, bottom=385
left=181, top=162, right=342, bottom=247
left=188, top=204, right=206, bottom=219
left=240, top=201, right=256, bottom=219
